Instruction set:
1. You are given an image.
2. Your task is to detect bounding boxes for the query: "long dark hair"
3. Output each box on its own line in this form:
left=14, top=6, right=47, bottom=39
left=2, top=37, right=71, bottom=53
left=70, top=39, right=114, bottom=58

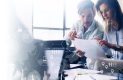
left=96, top=0, right=123, bottom=31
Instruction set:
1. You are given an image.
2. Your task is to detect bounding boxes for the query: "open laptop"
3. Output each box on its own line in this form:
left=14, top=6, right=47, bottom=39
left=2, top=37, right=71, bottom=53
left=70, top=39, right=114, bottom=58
left=44, top=40, right=66, bottom=80
left=96, top=58, right=123, bottom=73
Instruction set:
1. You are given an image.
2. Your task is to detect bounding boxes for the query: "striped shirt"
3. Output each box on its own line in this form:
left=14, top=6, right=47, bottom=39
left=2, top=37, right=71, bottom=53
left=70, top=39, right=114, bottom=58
left=104, top=27, right=123, bottom=60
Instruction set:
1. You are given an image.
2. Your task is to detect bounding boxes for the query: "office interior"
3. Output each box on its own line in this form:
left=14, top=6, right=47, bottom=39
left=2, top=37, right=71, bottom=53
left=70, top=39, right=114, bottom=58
left=2, top=0, right=123, bottom=80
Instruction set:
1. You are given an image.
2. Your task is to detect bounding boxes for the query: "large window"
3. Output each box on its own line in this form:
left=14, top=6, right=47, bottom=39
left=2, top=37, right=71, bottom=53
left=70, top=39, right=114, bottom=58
left=33, top=0, right=97, bottom=40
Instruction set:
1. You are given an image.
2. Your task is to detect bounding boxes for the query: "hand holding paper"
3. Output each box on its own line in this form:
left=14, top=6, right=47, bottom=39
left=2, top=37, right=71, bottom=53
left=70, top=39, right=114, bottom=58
left=75, top=49, right=85, bottom=57
left=73, top=38, right=106, bottom=59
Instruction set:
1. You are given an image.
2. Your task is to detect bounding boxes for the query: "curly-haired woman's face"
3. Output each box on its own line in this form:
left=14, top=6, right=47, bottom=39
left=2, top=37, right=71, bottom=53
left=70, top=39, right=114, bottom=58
left=99, top=3, right=112, bottom=21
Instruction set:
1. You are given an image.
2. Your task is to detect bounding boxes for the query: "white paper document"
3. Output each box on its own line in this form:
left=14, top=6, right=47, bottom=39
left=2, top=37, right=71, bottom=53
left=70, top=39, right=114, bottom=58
left=73, top=38, right=106, bottom=59
left=65, top=69, right=117, bottom=80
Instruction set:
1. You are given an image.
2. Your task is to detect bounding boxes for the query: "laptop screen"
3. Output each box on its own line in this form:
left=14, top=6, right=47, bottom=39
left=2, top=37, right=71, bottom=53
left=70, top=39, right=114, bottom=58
left=43, top=40, right=66, bottom=80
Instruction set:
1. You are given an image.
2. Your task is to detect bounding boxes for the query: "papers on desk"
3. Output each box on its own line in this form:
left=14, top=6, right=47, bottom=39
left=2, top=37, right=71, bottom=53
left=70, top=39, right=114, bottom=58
left=64, top=68, right=101, bottom=76
left=65, top=69, right=117, bottom=80
left=74, top=74, right=117, bottom=80
left=70, top=64, right=82, bottom=68
left=73, top=39, right=106, bottom=59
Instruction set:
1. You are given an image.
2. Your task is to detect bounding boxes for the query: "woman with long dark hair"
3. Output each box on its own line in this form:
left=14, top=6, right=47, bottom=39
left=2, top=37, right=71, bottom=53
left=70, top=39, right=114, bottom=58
left=96, top=0, right=123, bottom=79
left=96, top=0, right=123, bottom=59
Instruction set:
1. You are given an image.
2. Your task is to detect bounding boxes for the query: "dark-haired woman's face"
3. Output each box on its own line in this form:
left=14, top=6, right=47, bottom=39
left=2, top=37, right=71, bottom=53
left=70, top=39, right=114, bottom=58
left=99, top=3, right=112, bottom=21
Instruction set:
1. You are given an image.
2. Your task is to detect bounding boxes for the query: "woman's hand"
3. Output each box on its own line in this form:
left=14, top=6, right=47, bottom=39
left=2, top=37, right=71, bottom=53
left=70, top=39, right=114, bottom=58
left=97, top=39, right=109, bottom=46
left=95, top=38, right=109, bottom=46
left=95, top=38, right=115, bottom=48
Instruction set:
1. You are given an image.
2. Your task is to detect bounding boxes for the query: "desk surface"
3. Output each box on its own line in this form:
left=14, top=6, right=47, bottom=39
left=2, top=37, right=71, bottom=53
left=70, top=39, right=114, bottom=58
left=64, top=68, right=117, bottom=80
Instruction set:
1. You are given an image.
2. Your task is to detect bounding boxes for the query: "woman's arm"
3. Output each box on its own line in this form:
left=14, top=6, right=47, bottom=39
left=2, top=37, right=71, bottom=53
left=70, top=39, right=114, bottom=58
left=109, top=43, right=123, bottom=52
left=96, top=39, right=123, bottom=52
